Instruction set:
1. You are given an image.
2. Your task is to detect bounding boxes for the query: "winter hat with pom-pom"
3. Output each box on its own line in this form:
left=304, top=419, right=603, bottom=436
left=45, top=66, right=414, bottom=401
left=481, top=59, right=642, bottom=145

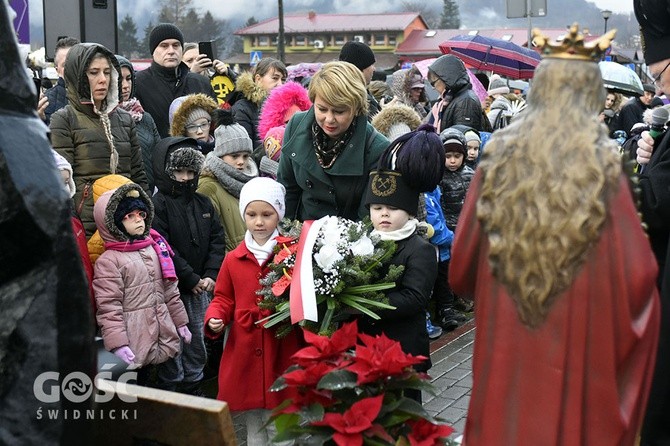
left=213, top=109, right=253, bottom=157
left=487, top=74, right=509, bottom=96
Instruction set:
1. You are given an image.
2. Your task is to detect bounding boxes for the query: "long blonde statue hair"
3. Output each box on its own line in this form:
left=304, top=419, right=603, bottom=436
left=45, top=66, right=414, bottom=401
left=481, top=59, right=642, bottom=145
left=476, top=58, right=621, bottom=328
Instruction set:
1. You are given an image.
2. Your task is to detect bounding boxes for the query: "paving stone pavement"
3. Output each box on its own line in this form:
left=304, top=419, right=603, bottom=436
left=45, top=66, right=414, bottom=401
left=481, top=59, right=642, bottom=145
left=230, top=319, right=476, bottom=445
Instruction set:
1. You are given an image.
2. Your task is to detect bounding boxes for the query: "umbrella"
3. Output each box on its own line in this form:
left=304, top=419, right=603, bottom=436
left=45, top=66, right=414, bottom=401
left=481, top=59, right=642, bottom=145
left=287, top=62, right=323, bottom=83
left=412, top=58, right=488, bottom=103
left=598, top=61, right=644, bottom=96
left=438, top=34, right=541, bottom=80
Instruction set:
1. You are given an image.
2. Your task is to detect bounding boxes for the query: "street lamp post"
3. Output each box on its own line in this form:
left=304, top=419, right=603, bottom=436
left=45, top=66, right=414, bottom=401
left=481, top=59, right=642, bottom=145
left=601, top=9, right=612, bottom=34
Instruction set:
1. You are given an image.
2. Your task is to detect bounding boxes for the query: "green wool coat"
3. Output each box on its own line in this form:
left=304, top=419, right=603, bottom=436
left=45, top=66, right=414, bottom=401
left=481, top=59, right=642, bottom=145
left=197, top=174, right=247, bottom=253
left=277, top=108, right=389, bottom=221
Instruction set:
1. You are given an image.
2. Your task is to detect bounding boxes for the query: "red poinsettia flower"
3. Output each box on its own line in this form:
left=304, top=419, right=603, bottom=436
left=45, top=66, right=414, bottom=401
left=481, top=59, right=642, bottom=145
left=406, top=418, right=454, bottom=446
left=292, top=321, right=359, bottom=367
left=312, top=394, right=384, bottom=446
left=271, top=271, right=293, bottom=297
left=277, top=388, right=334, bottom=414
left=347, top=332, right=427, bottom=385
left=283, top=361, right=335, bottom=387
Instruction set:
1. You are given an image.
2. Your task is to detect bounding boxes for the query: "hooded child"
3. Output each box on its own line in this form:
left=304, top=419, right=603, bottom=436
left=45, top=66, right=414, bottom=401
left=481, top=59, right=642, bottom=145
left=169, top=93, right=218, bottom=156
left=151, top=136, right=226, bottom=394
left=433, top=127, right=475, bottom=329
left=52, top=149, right=96, bottom=316
left=197, top=110, right=259, bottom=252
left=257, top=81, right=312, bottom=178
left=205, top=177, right=303, bottom=444
left=93, top=182, right=191, bottom=384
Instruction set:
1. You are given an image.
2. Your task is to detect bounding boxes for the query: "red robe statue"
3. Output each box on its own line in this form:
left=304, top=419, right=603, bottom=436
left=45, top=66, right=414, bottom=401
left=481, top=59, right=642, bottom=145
left=449, top=26, right=661, bottom=446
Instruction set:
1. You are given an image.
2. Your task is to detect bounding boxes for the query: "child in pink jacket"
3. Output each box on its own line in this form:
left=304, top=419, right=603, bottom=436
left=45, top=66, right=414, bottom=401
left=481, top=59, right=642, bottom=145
left=93, top=182, right=191, bottom=385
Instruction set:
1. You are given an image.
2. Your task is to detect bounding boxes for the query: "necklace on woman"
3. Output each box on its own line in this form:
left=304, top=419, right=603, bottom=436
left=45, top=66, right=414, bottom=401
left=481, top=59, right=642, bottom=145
left=312, top=121, right=355, bottom=169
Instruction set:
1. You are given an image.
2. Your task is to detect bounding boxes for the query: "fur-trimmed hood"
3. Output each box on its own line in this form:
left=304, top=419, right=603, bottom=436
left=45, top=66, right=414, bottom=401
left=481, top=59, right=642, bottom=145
left=234, top=72, right=267, bottom=106
left=153, top=136, right=204, bottom=199
left=257, top=81, right=311, bottom=140
left=371, top=103, right=423, bottom=140
left=169, top=93, right=218, bottom=137
left=390, top=66, right=427, bottom=106
left=94, top=182, right=154, bottom=243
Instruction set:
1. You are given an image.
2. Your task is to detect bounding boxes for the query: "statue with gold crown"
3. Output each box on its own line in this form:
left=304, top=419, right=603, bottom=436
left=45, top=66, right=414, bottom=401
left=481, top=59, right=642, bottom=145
left=449, top=24, right=661, bottom=445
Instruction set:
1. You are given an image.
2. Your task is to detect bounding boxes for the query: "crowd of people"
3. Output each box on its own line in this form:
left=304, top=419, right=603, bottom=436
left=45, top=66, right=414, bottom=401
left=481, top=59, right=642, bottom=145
left=31, top=10, right=670, bottom=444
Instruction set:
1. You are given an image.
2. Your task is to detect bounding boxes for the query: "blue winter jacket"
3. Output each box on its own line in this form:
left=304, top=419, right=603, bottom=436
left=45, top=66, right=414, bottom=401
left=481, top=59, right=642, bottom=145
left=424, top=187, right=454, bottom=262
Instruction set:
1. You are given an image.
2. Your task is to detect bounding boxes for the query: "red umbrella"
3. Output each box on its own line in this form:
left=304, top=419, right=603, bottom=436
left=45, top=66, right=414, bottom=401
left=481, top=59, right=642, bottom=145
left=439, top=34, right=541, bottom=80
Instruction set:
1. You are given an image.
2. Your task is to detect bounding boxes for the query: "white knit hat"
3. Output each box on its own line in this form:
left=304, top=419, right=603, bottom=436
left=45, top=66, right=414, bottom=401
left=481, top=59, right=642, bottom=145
left=238, top=177, right=286, bottom=219
left=52, top=150, right=76, bottom=198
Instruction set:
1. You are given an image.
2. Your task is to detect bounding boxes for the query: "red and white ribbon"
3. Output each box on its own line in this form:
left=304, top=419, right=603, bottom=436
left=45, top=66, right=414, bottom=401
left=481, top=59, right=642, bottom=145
left=290, top=216, right=328, bottom=324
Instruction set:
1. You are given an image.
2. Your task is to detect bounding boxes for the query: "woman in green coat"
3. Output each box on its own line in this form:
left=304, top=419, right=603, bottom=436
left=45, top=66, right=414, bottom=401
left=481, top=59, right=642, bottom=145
left=277, top=61, right=388, bottom=221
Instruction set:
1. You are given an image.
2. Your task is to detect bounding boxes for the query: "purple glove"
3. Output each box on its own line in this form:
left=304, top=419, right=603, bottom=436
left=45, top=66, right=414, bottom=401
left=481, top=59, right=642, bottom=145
left=178, top=325, right=192, bottom=344
left=113, top=346, right=135, bottom=365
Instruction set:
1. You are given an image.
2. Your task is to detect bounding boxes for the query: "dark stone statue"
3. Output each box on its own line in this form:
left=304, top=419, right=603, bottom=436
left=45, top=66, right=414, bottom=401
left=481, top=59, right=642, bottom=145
left=0, top=1, right=95, bottom=444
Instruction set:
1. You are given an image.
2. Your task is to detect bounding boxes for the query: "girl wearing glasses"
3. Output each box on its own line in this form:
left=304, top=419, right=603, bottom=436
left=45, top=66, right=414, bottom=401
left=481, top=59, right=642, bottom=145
left=169, top=93, right=218, bottom=155
left=93, top=182, right=192, bottom=385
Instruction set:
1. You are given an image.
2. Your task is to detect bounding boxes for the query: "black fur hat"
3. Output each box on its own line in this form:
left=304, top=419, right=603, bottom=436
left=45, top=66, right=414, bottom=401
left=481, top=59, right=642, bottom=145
left=364, top=170, right=419, bottom=215
left=376, top=123, right=445, bottom=193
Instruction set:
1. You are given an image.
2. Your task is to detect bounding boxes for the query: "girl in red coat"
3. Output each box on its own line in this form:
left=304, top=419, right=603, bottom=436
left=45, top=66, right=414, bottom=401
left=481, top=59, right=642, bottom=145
left=205, top=177, right=302, bottom=445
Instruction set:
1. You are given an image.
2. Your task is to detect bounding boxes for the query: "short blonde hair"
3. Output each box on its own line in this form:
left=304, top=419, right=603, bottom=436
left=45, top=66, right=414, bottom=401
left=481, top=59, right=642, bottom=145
left=309, top=61, right=368, bottom=117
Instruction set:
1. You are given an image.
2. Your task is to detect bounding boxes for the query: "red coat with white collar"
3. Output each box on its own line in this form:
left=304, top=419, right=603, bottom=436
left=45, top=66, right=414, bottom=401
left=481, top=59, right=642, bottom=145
left=204, top=240, right=303, bottom=410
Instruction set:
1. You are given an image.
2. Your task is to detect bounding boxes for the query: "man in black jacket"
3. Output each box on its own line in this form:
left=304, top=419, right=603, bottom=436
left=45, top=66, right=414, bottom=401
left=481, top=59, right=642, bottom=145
left=616, top=83, right=655, bottom=135
left=135, top=23, right=216, bottom=138
left=634, top=0, right=670, bottom=444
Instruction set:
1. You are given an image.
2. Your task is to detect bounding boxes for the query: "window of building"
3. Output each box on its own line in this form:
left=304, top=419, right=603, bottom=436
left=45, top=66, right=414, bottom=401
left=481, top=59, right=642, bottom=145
left=295, top=36, right=306, bottom=46
left=335, top=35, right=345, bottom=45
left=388, top=35, right=397, bottom=45
left=374, top=34, right=386, bottom=45
left=258, top=35, right=270, bottom=47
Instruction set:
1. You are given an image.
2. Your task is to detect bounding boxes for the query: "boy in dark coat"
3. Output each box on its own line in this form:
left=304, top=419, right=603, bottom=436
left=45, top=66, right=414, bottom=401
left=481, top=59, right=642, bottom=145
left=151, top=136, right=226, bottom=395
left=357, top=125, right=444, bottom=403
left=434, top=128, right=475, bottom=329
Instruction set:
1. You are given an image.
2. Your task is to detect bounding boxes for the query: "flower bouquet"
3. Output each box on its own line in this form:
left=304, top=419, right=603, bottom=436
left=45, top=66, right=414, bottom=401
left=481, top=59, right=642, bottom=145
left=268, top=321, right=455, bottom=445
left=257, top=216, right=404, bottom=337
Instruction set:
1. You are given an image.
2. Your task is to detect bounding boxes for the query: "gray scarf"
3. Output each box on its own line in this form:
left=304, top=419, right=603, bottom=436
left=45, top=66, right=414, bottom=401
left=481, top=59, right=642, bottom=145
left=201, top=152, right=258, bottom=198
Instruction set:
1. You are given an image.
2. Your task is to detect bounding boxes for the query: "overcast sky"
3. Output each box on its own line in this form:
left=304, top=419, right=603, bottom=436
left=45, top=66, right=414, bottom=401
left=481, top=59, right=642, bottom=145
left=27, top=0, right=633, bottom=25
left=586, top=0, right=632, bottom=14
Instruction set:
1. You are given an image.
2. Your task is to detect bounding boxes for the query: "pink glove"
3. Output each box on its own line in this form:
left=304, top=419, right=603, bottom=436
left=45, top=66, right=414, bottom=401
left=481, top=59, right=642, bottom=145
left=113, top=346, right=135, bottom=365
left=178, top=325, right=192, bottom=344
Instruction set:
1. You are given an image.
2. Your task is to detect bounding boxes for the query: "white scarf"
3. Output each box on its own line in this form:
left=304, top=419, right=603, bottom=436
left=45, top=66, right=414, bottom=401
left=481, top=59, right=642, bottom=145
left=245, top=229, right=279, bottom=265
left=371, top=219, right=418, bottom=241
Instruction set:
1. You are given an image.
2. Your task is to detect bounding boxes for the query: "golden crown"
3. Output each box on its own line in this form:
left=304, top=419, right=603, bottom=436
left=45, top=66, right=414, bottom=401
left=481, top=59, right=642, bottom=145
left=532, top=23, right=616, bottom=61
